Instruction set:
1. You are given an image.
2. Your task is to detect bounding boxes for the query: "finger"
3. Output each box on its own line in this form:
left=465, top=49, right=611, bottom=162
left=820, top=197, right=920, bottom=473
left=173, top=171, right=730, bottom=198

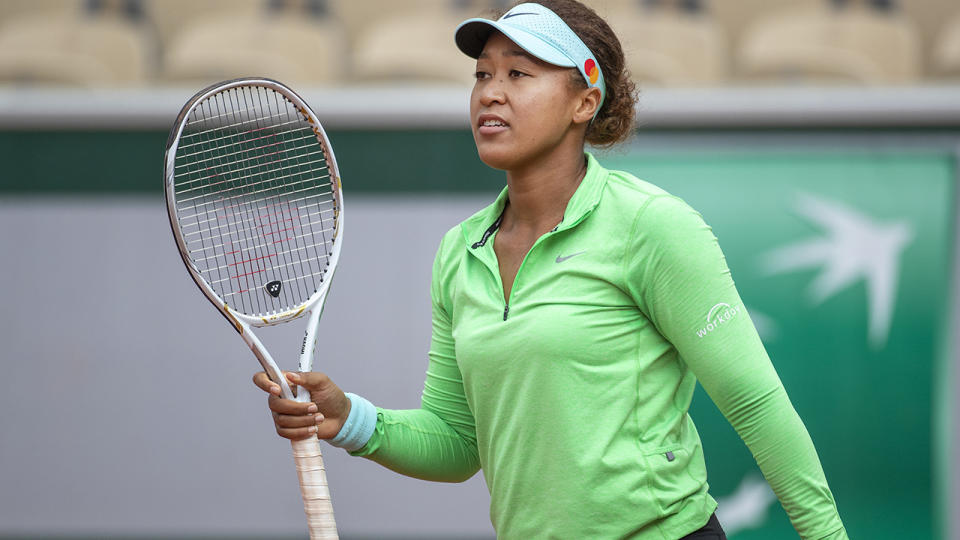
left=252, top=372, right=281, bottom=395
left=267, top=395, right=318, bottom=416
left=276, top=425, right=318, bottom=441
left=273, top=412, right=324, bottom=429
left=283, top=371, right=303, bottom=399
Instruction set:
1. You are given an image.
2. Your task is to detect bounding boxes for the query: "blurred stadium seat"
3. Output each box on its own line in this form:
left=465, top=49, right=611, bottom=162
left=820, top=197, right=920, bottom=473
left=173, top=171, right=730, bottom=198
left=0, top=0, right=82, bottom=19
left=576, top=0, right=637, bottom=17
left=161, top=3, right=345, bottom=87
left=351, top=9, right=477, bottom=85
left=898, top=0, right=960, bottom=77
left=609, top=1, right=728, bottom=86
left=710, top=0, right=819, bottom=45
left=330, top=0, right=464, bottom=44
left=0, top=2, right=152, bottom=86
left=932, top=12, right=960, bottom=78
left=737, top=1, right=921, bottom=85
left=143, top=0, right=260, bottom=50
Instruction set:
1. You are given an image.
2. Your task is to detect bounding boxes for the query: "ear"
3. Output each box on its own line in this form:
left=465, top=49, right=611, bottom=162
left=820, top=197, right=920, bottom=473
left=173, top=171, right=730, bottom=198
left=572, top=86, right=602, bottom=125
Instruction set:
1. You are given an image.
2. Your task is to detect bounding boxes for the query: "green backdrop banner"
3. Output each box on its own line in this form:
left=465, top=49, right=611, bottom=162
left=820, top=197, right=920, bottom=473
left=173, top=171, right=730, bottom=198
left=601, top=151, right=955, bottom=539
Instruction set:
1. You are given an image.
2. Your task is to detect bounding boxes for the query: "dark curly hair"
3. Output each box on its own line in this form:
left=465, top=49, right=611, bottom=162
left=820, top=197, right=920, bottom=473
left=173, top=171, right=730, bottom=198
left=497, top=0, right=638, bottom=146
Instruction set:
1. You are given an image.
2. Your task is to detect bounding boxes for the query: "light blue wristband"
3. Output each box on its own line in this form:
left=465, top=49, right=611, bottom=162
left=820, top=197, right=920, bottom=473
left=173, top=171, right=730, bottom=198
left=328, top=392, right=377, bottom=452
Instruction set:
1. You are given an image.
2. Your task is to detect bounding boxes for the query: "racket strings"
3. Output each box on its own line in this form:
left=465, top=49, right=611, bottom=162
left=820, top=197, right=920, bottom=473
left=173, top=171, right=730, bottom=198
left=176, top=113, right=304, bottom=150
left=174, top=124, right=318, bottom=174
left=180, top=192, right=334, bottom=235
left=194, top=222, right=336, bottom=272
left=208, top=236, right=335, bottom=287
left=183, top=210, right=332, bottom=253
left=198, top=225, right=333, bottom=270
left=175, top=157, right=329, bottom=206
left=173, top=132, right=319, bottom=184
left=172, top=85, right=338, bottom=318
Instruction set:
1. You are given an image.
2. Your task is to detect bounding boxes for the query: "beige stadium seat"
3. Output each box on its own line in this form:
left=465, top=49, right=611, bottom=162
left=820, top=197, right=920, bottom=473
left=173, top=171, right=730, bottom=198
left=898, top=0, right=960, bottom=76
left=351, top=12, right=477, bottom=86
left=0, top=12, right=150, bottom=85
left=711, top=0, right=820, bottom=46
left=162, top=12, right=346, bottom=87
left=327, top=0, right=517, bottom=59
left=737, top=5, right=921, bottom=85
left=0, top=0, right=82, bottom=21
left=143, top=0, right=261, bottom=48
left=330, top=0, right=470, bottom=45
left=932, top=14, right=960, bottom=77
left=580, top=0, right=637, bottom=17
left=609, top=10, right=727, bottom=86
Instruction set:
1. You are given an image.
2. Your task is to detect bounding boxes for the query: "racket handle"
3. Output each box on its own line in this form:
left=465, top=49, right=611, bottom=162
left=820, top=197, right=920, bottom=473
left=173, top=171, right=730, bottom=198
left=291, top=437, right=338, bottom=539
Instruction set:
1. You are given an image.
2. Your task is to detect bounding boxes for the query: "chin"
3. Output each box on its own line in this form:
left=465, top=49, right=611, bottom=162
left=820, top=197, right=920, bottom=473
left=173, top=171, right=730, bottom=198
left=475, top=143, right=522, bottom=172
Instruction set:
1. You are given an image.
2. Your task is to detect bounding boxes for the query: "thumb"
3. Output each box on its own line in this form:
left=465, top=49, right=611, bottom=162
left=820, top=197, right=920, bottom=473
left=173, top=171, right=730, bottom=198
left=285, top=371, right=331, bottom=392
left=285, top=371, right=348, bottom=419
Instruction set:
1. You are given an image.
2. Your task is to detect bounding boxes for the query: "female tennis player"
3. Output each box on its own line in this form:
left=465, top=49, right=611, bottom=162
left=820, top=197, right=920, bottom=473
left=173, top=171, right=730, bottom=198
left=254, top=1, right=848, bottom=538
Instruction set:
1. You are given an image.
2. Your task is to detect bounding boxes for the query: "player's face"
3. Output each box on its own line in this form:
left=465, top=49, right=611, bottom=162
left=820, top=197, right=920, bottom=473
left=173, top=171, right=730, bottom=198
left=470, top=32, right=584, bottom=172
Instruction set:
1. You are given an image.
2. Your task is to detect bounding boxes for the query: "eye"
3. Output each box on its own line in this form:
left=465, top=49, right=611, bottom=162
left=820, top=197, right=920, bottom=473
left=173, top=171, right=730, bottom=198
left=474, top=70, right=491, bottom=80
left=509, top=69, right=528, bottom=78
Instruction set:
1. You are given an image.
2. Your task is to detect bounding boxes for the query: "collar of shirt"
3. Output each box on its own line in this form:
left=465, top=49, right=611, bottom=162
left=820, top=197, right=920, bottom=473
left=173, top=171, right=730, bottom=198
left=460, top=152, right=608, bottom=249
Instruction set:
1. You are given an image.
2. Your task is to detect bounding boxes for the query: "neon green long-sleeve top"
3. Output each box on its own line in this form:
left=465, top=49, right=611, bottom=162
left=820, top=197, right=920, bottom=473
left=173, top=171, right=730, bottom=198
left=352, top=153, right=848, bottom=539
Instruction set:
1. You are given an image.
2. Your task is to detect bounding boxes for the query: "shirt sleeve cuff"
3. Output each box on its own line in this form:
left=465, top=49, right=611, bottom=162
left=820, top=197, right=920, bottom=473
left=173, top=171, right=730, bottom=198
left=327, top=392, right=377, bottom=452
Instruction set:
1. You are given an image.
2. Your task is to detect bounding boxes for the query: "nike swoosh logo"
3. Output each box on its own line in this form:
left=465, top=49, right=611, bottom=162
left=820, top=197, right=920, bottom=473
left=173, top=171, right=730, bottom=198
left=503, top=12, right=536, bottom=19
left=555, top=251, right=586, bottom=263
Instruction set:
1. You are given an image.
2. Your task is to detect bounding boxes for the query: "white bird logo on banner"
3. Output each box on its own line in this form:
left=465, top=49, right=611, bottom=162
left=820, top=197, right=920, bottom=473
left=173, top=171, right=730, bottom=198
left=762, top=193, right=913, bottom=349
left=716, top=474, right=777, bottom=535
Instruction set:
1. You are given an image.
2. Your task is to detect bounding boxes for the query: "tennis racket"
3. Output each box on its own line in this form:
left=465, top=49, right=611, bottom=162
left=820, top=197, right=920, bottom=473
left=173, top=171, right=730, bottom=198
left=164, top=77, right=342, bottom=539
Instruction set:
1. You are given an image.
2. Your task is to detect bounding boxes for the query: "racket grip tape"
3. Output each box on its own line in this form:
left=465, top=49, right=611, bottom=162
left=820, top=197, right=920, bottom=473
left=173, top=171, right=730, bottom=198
left=291, top=437, right=338, bottom=539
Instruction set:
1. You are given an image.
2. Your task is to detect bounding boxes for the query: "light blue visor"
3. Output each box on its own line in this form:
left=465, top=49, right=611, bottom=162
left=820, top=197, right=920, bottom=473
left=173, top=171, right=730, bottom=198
left=455, top=2, right=606, bottom=114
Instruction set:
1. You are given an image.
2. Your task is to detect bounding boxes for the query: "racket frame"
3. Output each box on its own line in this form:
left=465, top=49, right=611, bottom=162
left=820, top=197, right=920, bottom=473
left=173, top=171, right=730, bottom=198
left=164, top=77, right=344, bottom=403
left=165, top=77, right=344, bottom=539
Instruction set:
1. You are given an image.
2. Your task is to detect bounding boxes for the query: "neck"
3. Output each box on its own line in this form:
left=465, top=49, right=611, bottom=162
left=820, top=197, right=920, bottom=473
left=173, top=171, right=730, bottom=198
left=502, top=145, right=588, bottom=234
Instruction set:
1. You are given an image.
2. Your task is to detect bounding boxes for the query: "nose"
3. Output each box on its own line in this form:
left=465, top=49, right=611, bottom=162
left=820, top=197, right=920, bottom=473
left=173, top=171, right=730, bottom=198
left=477, top=77, right=506, bottom=107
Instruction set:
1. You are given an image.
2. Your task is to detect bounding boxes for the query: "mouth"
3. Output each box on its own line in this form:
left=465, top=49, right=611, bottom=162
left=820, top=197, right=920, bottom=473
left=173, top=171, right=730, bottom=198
left=477, top=114, right=509, bottom=135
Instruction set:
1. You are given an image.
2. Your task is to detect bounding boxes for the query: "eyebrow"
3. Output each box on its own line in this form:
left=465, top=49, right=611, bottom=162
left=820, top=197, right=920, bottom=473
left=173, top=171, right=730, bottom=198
left=477, top=49, right=531, bottom=59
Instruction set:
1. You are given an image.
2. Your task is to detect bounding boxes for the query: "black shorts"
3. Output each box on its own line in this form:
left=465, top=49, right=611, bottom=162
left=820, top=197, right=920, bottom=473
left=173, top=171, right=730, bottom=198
left=679, top=512, right=727, bottom=539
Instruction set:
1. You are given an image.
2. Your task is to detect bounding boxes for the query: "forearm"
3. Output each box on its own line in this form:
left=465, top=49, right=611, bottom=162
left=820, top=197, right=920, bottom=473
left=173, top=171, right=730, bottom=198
left=724, top=385, right=848, bottom=539
left=690, top=329, right=848, bottom=538
left=350, top=407, right=481, bottom=483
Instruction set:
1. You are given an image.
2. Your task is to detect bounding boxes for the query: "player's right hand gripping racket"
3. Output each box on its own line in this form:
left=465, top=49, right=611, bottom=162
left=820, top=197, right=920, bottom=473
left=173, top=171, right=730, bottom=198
left=164, top=78, right=342, bottom=539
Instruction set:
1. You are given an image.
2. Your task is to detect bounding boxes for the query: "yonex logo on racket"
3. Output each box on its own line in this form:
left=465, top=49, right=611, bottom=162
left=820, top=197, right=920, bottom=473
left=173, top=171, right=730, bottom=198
left=265, top=280, right=282, bottom=298
left=695, top=302, right=741, bottom=338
